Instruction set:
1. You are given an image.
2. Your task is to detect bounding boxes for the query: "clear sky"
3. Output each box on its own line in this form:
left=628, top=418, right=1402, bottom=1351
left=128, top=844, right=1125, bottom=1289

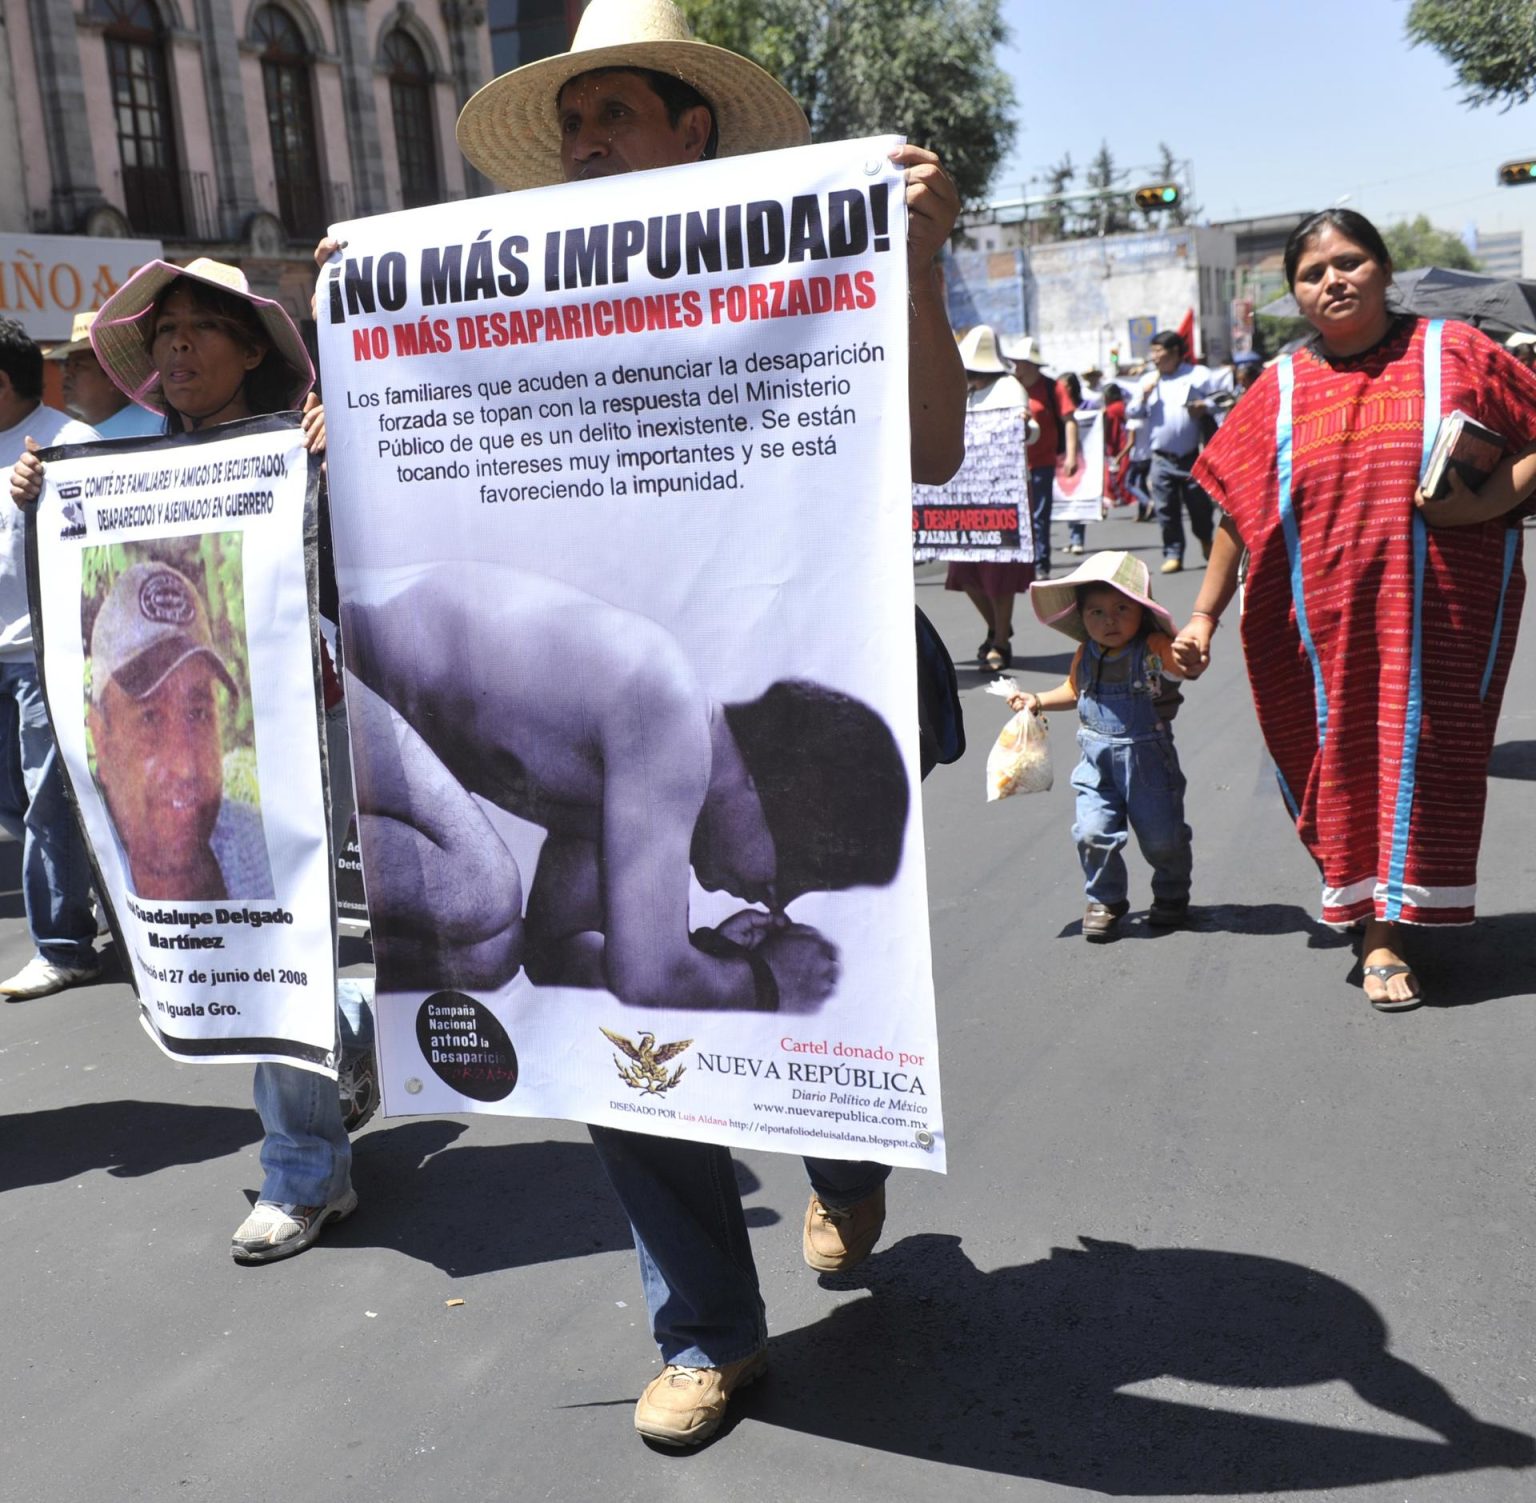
left=994, top=0, right=1536, bottom=263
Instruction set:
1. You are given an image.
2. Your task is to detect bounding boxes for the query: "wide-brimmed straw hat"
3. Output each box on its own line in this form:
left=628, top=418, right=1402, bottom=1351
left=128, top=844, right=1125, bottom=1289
left=1000, top=333, right=1046, bottom=366
left=957, top=325, right=1010, bottom=376
left=1029, top=550, right=1175, bottom=643
left=90, top=258, right=314, bottom=417
left=46, top=311, right=100, bottom=360
left=456, top=0, right=810, bottom=192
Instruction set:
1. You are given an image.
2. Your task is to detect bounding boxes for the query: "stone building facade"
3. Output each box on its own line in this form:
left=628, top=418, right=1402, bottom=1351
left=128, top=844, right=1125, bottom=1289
left=0, top=0, right=584, bottom=337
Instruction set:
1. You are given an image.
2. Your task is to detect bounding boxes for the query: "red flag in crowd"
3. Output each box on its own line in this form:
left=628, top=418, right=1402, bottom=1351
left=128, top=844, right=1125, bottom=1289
left=1177, top=308, right=1196, bottom=361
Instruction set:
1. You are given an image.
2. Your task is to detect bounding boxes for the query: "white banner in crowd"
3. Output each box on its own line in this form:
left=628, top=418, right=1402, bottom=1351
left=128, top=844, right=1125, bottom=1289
left=1053, top=404, right=1105, bottom=523
left=912, top=378, right=1030, bottom=563
left=28, top=418, right=339, bottom=1073
left=320, top=137, right=945, bottom=1172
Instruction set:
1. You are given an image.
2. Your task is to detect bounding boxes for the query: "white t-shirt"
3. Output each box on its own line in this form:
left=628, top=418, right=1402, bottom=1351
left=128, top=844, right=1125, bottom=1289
left=0, top=404, right=98, bottom=659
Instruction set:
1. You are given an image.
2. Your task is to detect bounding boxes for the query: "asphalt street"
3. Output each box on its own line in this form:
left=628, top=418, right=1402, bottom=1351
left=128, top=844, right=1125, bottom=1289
left=2, top=511, right=1533, bottom=1503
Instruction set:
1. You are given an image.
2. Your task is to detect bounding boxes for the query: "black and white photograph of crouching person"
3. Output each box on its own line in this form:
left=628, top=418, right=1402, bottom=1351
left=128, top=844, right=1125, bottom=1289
left=341, top=564, right=908, bottom=1011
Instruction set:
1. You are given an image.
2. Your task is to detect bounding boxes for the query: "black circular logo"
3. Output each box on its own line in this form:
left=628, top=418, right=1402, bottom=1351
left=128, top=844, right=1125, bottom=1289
left=139, top=570, right=196, bottom=625
left=415, top=991, right=518, bottom=1102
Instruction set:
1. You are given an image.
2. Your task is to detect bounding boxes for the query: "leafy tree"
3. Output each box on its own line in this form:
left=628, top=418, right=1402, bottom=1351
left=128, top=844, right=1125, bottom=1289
left=1382, top=214, right=1482, bottom=272
left=1406, top=0, right=1536, bottom=108
left=680, top=0, right=1017, bottom=206
left=1036, top=152, right=1075, bottom=241
left=1255, top=312, right=1311, bottom=358
left=1084, top=140, right=1135, bottom=235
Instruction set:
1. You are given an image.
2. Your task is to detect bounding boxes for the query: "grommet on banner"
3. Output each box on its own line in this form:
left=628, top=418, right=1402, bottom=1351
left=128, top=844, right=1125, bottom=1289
left=915, top=1130, right=934, bottom=1149
left=405, top=1077, right=424, bottom=1095
left=864, top=158, right=884, bottom=176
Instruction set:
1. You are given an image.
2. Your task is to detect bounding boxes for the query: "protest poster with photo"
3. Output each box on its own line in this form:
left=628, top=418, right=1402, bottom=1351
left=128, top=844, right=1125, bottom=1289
left=320, top=137, right=944, bottom=1172
left=27, top=417, right=340, bottom=1073
left=1053, top=404, right=1105, bottom=523
left=912, top=377, right=1030, bottom=562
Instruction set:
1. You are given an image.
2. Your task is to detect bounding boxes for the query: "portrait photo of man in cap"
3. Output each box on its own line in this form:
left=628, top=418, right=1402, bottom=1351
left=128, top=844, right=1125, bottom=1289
left=85, top=550, right=274, bottom=903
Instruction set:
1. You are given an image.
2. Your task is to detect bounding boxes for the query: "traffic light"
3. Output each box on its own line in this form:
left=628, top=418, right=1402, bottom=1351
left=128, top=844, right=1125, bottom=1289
left=1133, top=183, right=1181, bottom=211
left=1498, top=158, right=1536, bottom=186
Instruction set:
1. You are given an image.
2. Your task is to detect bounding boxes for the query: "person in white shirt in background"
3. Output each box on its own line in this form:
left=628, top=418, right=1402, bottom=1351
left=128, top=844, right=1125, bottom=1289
left=47, top=313, right=164, bottom=441
left=1125, top=329, right=1222, bottom=574
left=0, top=317, right=103, bottom=998
left=1077, top=361, right=1107, bottom=411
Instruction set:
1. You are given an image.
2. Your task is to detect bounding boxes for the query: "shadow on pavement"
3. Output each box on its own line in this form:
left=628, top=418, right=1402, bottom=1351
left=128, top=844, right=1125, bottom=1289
left=0, top=1100, right=262, bottom=1193
left=748, top=1234, right=1533, bottom=1492
left=339, top=1122, right=642, bottom=1277
left=1412, top=911, right=1536, bottom=1009
left=1488, top=739, right=1536, bottom=781
left=953, top=650, right=1077, bottom=687
left=1051, top=902, right=1351, bottom=947
left=1199, top=901, right=1354, bottom=949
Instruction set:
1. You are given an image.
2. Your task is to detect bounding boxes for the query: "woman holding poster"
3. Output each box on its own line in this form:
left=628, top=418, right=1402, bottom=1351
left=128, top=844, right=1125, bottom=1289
left=944, top=325, right=1037, bottom=672
left=12, top=258, right=371, bottom=1264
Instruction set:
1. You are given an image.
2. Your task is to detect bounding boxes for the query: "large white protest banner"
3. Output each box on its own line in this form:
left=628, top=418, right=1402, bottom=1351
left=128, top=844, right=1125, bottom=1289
left=27, top=417, right=339, bottom=1072
left=319, top=137, right=944, bottom=1171
left=1052, top=404, right=1105, bottom=524
left=912, top=377, right=1030, bottom=563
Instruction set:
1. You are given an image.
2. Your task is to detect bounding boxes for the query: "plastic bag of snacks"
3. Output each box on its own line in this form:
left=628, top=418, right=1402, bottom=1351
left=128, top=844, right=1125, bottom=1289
left=983, top=678, right=1053, bottom=800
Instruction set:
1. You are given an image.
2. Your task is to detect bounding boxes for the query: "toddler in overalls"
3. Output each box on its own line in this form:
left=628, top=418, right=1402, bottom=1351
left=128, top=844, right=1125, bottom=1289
left=1009, top=550, right=1194, bottom=942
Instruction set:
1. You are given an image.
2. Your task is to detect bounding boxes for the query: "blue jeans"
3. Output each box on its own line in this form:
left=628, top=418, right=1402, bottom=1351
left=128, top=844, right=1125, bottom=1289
left=1070, top=727, right=1192, bottom=907
left=1027, top=465, right=1056, bottom=572
left=253, top=979, right=372, bottom=1204
left=1067, top=522, right=1087, bottom=548
left=250, top=700, right=368, bottom=1205
left=0, top=659, right=96, bottom=967
left=1148, top=452, right=1213, bottom=561
left=589, top=1125, right=891, bottom=1367
left=1125, top=458, right=1152, bottom=514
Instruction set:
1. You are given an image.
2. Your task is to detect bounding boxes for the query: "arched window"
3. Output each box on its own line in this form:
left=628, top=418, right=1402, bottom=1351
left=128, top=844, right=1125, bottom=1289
left=383, top=30, right=440, bottom=210
left=252, top=5, right=325, bottom=239
left=95, top=0, right=184, bottom=235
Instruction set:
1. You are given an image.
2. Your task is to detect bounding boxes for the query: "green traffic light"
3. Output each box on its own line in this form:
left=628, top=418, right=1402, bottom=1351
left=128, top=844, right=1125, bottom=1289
left=1161, top=187, right=1177, bottom=202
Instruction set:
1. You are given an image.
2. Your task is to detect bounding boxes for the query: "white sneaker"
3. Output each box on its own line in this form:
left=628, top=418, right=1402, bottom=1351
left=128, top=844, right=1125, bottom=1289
left=0, top=954, right=102, bottom=1000
left=231, top=1189, right=359, bottom=1264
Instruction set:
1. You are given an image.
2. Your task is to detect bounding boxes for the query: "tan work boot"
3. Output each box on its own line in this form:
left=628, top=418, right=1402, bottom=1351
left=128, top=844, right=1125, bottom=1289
left=634, top=1350, right=767, bottom=1447
left=802, top=1184, right=886, bottom=1272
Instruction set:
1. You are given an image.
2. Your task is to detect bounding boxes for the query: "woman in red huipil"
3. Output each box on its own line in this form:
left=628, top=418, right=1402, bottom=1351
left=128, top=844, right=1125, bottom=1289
left=1173, top=209, right=1536, bottom=1010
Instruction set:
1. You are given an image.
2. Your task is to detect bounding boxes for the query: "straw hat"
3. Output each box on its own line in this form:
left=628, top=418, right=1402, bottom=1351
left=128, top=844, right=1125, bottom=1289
left=45, top=311, right=100, bottom=360
left=1000, top=333, right=1046, bottom=366
left=957, top=324, right=1010, bottom=376
left=90, top=258, right=314, bottom=417
left=1028, top=550, right=1175, bottom=644
left=457, top=0, right=810, bottom=192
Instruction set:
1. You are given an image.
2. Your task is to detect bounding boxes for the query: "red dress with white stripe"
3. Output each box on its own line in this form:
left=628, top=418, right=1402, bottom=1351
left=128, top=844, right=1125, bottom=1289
left=1193, top=317, right=1536, bottom=926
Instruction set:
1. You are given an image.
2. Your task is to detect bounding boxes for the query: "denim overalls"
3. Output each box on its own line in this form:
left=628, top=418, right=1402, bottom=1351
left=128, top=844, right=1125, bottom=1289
left=1068, top=635, right=1193, bottom=907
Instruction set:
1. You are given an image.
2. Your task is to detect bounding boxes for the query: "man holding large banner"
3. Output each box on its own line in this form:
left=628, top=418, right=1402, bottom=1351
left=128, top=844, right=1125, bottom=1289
left=320, top=0, right=965, bottom=1448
